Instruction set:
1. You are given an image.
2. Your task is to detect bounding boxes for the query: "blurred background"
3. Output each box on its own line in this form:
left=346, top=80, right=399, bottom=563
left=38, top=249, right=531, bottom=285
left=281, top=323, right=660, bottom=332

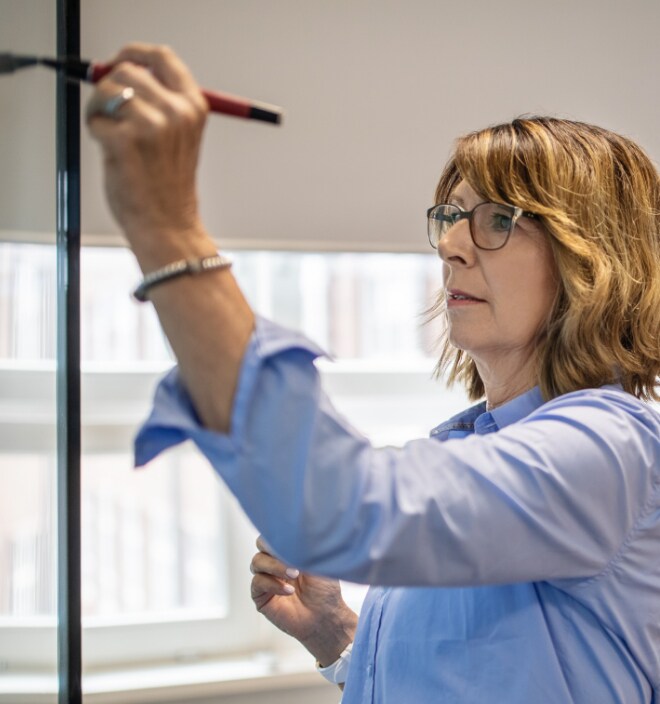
left=0, top=1, right=658, bottom=702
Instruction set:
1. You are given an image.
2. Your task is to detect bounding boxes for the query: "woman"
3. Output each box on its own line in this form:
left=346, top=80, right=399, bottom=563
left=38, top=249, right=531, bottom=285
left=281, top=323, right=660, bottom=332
left=87, top=45, right=660, bottom=702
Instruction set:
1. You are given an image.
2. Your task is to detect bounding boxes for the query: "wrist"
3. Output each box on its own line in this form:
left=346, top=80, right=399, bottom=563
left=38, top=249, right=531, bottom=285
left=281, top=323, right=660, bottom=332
left=315, top=642, right=353, bottom=685
left=300, top=609, right=357, bottom=668
left=123, top=220, right=218, bottom=273
left=132, top=253, right=233, bottom=303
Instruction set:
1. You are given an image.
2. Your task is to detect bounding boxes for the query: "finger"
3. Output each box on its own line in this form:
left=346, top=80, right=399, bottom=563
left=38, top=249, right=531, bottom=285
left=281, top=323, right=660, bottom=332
left=254, top=536, right=300, bottom=578
left=251, top=551, right=285, bottom=576
left=250, top=573, right=296, bottom=602
left=85, top=77, right=135, bottom=125
left=255, top=534, right=273, bottom=554
left=85, top=79, right=165, bottom=148
left=89, top=62, right=202, bottom=124
left=251, top=551, right=300, bottom=580
left=112, top=43, right=201, bottom=99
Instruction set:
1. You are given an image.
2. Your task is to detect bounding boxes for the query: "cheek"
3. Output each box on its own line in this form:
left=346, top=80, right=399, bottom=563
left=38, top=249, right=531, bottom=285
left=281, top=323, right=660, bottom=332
left=515, top=289, right=555, bottom=338
left=529, top=246, right=559, bottom=329
left=490, top=248, right=557, bottom=336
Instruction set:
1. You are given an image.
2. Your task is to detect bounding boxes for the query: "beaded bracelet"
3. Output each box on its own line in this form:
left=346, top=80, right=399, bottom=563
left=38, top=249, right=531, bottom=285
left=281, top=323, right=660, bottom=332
left=132, top=253, right=233, bottom=302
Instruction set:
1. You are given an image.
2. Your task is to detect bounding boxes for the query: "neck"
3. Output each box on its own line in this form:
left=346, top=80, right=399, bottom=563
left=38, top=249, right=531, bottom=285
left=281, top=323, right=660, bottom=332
left=473, top=355, right=537, bottom=411
left=485, top=383, right=533, bottom=411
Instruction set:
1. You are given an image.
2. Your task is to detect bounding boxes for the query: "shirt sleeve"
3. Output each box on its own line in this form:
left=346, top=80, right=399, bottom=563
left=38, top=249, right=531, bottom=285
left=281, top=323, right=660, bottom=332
left=134, top=316, right=660, bottom=587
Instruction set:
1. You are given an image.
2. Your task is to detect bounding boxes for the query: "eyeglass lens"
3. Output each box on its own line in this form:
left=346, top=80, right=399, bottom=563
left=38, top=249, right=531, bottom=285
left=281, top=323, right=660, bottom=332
left=429, top=203, right=516, bottom=250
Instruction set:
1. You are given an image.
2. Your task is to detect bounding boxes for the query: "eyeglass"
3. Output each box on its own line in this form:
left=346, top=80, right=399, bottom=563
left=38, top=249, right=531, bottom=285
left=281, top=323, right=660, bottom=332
left=427, top=202, right=539, bottom=251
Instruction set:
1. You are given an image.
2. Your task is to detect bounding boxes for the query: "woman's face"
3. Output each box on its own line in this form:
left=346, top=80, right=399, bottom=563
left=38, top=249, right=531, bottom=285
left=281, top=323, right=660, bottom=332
left=438, top=180, right=558, bottom=379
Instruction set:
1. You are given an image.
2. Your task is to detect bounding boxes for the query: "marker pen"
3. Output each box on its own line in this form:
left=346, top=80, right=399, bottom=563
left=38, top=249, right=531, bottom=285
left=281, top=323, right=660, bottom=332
left=0, top=53, right=283, bottom=124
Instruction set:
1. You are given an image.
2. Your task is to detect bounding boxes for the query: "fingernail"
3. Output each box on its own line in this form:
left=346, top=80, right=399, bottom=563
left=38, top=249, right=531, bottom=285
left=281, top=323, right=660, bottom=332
left=285, top=567, right=300, bottom=579
left=283, top=584, right=295, bottom=594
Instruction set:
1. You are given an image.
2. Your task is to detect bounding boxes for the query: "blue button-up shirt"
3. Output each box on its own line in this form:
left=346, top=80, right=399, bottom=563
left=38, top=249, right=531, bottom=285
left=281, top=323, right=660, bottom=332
left=135, top=317, right=660, bottom=703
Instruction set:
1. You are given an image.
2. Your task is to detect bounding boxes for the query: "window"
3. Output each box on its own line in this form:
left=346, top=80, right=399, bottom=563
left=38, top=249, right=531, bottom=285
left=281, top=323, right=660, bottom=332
left=0, top=243, right=468, bottom=677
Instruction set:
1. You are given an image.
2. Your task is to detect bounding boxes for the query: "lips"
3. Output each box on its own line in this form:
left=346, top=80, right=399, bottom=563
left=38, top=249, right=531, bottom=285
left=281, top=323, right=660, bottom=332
left=447, top=289, right=486, bottom=302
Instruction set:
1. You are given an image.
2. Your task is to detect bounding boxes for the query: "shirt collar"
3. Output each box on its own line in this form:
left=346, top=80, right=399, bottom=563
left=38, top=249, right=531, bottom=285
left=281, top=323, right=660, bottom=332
left=430, top=386, right=545, bottom=440
left=488, top=386, right=545, bottom=430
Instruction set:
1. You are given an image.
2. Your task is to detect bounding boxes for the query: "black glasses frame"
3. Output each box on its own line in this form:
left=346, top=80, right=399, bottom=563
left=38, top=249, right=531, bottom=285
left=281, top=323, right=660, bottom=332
left=427, top=202, right=539, bottom=251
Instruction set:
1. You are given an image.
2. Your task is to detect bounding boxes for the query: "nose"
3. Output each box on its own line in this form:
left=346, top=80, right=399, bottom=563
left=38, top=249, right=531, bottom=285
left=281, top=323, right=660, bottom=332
left=436, top=218, right=475, bottom=267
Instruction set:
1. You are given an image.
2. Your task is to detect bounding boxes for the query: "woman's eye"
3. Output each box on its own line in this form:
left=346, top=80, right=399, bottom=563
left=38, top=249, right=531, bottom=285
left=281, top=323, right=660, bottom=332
left=491, top=214, right=512, bottom=231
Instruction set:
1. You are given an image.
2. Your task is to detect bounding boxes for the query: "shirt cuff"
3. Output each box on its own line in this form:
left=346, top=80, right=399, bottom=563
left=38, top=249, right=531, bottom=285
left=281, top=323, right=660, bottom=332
left=315, top=642, right=353, bottom=685
left=133, top=315, right=328, bottom=468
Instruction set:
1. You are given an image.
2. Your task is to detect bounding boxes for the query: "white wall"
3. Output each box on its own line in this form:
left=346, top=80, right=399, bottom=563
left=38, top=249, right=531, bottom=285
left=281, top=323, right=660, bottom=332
left=0, top=0, right=56, bottom=241
left=2, top=0, right=659, bottom=251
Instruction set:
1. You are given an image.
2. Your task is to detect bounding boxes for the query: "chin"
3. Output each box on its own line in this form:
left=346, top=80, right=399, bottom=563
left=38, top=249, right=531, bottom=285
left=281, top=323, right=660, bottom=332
left=447, top=329, right=480, bottom=353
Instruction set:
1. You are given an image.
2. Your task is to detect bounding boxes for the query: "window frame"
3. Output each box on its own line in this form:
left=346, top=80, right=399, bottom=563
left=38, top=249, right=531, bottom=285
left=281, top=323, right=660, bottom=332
left=0, top=242, right=457, bottom=679
left=0, top=363, right=265, bottom=671
left=0, top=353, right=471, bottom=673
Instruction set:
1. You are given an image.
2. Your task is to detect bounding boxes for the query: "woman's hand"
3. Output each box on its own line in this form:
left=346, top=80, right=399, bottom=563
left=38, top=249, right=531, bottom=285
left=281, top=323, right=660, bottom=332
left=86, top=43, right=210, bottom=260
left=250, top=535, right=358, bottom=667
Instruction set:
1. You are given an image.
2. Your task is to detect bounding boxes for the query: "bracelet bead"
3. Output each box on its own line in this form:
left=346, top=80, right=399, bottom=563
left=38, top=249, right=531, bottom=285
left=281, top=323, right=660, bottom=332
left=132, top=253, right=232, bottom=302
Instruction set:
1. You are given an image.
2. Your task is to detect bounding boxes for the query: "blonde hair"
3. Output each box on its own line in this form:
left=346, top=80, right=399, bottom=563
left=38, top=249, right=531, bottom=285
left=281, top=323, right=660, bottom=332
left=430, top=116, right=660, bottom=402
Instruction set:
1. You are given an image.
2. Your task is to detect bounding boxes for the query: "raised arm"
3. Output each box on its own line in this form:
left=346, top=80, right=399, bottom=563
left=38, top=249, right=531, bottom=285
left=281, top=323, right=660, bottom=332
left=86, top=43, right=254, bottom=433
